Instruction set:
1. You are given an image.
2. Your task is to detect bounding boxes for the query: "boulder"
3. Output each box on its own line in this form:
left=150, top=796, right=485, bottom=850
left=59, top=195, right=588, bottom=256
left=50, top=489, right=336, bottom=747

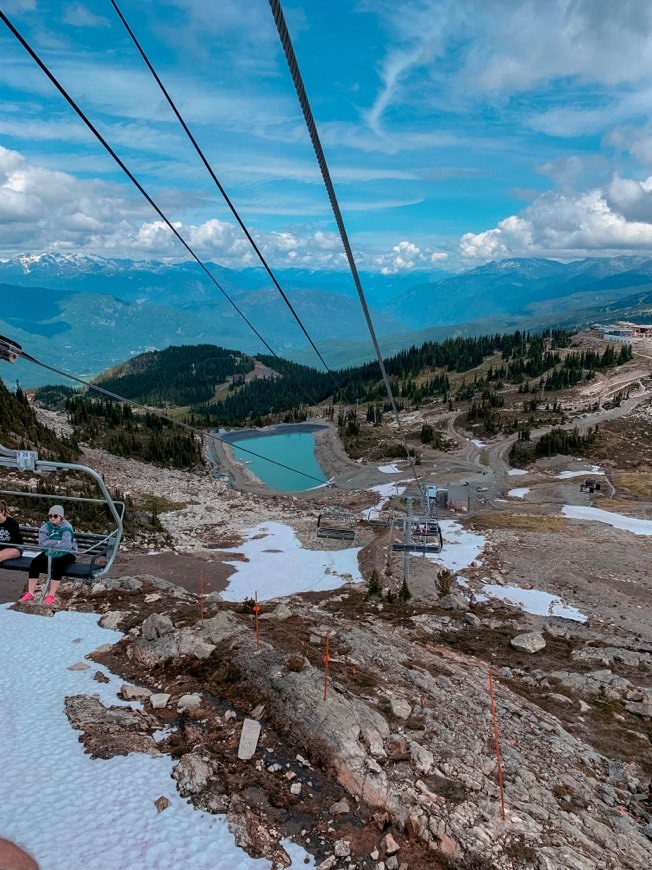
left=511, top=632, right=546, bottom=654
left=142, top=612, right=174, bottom=641
left=390, top=697, right=411, bottom=719
left=438, top=594, right=470, bottom=612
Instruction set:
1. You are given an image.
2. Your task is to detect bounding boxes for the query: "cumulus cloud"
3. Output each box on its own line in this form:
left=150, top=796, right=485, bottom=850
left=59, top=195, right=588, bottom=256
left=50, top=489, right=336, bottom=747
left=374, top=240, right=448, bottom=274
left=460, top=183, right=652, bottom=260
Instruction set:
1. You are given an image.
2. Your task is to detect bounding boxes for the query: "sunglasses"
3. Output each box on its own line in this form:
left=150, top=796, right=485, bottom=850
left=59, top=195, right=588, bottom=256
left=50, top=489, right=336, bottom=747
left=48, top=514, right=61, bottom=519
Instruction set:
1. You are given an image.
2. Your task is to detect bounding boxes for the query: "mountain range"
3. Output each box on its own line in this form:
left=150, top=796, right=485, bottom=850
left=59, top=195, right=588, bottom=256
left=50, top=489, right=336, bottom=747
left=1, top=252, right=652, bottom=387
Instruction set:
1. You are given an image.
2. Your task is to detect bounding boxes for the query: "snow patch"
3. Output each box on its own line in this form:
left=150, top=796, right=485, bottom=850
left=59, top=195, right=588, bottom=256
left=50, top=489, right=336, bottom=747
left=507, top=469, right=528, bottom=476
left=507, top=488, right=530, bottom=499
left=557, top=467, right=604, bottom=479
left=425, top=521, right=485, bottom=572
left=0, top=606, right=313, bottom=869
left=481, top=584, right=587, bottom=622
left=220, top=522, right=363, bottom=601
left=562, top=506, right=652, bottom=536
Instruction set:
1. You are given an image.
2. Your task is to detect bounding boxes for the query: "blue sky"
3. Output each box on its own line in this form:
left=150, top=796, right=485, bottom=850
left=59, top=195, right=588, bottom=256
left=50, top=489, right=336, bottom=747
left=2, top=0, right=652, bottom=273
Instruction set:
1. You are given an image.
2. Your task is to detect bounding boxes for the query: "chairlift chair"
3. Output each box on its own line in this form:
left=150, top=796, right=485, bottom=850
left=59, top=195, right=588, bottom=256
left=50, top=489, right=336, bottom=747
left=316, top=507, right=356, bottom=541
left=391, top=514, right=443, bottom=553
left=0, top=445, right=125, bottom=582
left=0, top=336, right=124, bottom=589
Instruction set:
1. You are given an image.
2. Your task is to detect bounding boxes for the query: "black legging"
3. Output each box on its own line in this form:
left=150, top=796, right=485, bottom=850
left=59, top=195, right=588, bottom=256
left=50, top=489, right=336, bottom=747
left=28, top=552, right=76, bottom=580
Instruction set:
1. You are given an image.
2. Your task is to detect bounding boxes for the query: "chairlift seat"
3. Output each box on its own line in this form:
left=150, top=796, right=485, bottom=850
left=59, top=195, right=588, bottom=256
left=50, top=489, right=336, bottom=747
left=0, top=526, right=120, bottom=581
left=316, top=527, right=355, bottom=541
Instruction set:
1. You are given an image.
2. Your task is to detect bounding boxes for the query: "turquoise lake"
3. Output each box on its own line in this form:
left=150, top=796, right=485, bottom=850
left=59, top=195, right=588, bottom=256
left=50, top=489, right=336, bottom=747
left=230, top=431, right=327, bottom=492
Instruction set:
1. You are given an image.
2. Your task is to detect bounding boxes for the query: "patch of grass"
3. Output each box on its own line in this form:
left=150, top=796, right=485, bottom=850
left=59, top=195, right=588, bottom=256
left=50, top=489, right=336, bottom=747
left=611, top=472, right=652, bottom=497
left=504, top=837, right=537, bottom=864
left=472, top=513, right=573, bottom=533
left=286, top=655, right=305, bottom=673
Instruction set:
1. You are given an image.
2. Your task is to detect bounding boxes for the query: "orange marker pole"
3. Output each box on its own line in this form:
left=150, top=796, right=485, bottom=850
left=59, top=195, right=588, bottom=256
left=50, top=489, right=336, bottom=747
left=323, top=632, right=331, bottom=701
left=489, top=673, right=506, bottom=821
left=254, top=591, right=260, bottom=651
left=200, top=571, right=204, bottom=625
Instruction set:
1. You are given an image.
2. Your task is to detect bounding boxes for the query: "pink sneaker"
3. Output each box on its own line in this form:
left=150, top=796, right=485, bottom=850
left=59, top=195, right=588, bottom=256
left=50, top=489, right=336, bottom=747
left=18, top=591, right=34, bottom=603
left=43, top=595, right=56, bottom=606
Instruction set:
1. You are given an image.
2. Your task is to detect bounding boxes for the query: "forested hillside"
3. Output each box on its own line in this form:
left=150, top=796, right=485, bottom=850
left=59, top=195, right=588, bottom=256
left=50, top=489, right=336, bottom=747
left=26, top=328, right=635, bottom=465
left=0, top=380, right=77, bottom=461
left=95, top=344, right=255, bottom=406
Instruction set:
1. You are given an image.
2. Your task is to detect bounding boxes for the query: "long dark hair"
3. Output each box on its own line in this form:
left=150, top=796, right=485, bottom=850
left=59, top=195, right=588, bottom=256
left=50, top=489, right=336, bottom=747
left=0, top=499, right=11, bottom=518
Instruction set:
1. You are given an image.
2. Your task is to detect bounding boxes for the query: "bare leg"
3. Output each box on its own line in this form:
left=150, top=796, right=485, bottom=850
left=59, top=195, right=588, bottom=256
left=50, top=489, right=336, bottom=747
left=0, top=548, right=20, bottom=563
left=48, top=579, right=61, bottom=598
left=27, top=577, right=39, bottom=596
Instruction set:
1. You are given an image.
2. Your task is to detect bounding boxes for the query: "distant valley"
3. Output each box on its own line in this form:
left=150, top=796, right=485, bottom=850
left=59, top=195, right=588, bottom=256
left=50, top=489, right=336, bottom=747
left=2, top=252, right=652, bottom=387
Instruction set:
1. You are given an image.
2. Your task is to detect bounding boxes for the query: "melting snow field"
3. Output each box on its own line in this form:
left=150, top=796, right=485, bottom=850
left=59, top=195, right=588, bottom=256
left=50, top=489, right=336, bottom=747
left=562, top=506, right=652, bottom=536
left=481, top=584, right=587, bottom=623
left=221, top=521, right=363, bottom=601
left=557, top=467, right=604, bottom=479
left=507, top=488, right=530, bottom=499
left=363, top=481, right=407, bottom=520
left=426, top=521, right=485, bottom=571
left=377, top=463, right=400, bottom=473
left=471, top=439, right=486, bottom=448
left=0, top=606, right=312, bottom=870
left=507, top=469, right=528, bottom=476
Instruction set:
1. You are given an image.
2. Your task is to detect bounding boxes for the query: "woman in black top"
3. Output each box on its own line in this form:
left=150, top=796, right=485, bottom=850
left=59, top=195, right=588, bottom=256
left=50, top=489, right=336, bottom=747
left=0, top=499, right=23, bottom=563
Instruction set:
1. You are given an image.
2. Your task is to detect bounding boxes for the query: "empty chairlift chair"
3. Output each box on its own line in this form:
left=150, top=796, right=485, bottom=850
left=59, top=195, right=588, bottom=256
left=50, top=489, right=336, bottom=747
left=316, top=508, right=356, bottom=542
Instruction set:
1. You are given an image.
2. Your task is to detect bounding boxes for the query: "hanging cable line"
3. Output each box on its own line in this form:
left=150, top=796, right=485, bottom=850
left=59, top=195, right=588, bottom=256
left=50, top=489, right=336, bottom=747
left=0, top=337, right=334, bottom=489
left=0, top=10, right=324, bottom=413
left=109, top=0, right=350, bottom=407
left=267, top=0, right=423, bottom=496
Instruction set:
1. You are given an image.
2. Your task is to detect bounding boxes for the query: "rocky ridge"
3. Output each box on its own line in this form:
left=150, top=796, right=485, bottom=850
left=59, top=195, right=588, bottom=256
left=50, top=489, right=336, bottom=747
left=42, top=572, right=652, bottom=870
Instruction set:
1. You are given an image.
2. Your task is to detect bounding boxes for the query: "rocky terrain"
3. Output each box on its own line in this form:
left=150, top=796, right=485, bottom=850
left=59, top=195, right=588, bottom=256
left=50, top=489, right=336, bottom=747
left=4, top=348, right=652, bottom=869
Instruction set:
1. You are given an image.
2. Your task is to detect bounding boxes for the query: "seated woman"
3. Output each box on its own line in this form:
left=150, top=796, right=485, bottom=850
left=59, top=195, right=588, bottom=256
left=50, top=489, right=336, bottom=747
left=19, top=505, right=77, bottom=606
left=0, top=499, right=23, bottom=563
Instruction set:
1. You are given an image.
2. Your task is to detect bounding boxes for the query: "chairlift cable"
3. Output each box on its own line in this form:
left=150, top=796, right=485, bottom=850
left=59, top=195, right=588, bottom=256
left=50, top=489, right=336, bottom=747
left=0, top=10, right=323, bottom=413
left=0, top=339, right=335, bottom=488
left=109, top=0, right=351, bottom=408
left=267, top=0, right=423, bottom=496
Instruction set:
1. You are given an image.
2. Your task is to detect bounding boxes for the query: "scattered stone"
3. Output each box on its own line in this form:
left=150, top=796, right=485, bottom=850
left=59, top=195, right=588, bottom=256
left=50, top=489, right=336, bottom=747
left=263, top=603, right=293, bottom=621
left=329, top=798, right=350, bottom=815
left=173, top=751, right=214, bottom=796
left=250, top=704, right=265, bottom=719
left=119, top=683, right=153, bottom=702
left=154, top=795, right=169, bottom=813
left=290, top=782, right=302, bottom=795
left=238, top=718, right=262, bottom=760
left=150, top=693, right=171, bottom=710
left=67, top=661, right=90, bottom=671
left=334, top=839, right=351, bottom=858
left=510, top=631, right=546, bottom=653
left=142, top=612, right=174, bottom=641
left=98, top=610, right=131, bottom=631
left=390, top=697, right=411, bottom=719
left=316, top=857, right=337, bottom=870
left=464, top=612, right=481, bottom=626
left=383, top=832, right=400, bottom=855
left=92, top=670, right=110, bottom=684
left=438, top=593, right=469, bottom=612
left=177, top=693, right=201, bottom=712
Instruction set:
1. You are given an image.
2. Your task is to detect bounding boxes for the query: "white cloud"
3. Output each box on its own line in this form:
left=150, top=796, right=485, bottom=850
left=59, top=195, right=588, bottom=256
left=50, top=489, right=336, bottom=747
left=460, top=183, right=652, bottom=260
left=374, top=240, right=448, bottom=274
left=366, top=0, right=652, bottom=137
left=62, top=4, right=110, bottom=28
